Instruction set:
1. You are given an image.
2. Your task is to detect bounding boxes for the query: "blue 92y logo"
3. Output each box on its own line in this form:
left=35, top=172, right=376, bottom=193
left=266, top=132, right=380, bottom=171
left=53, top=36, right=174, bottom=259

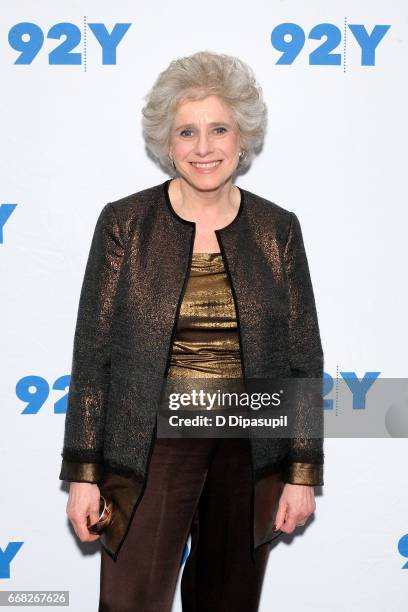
left=16, top=375, right=70, bottom=414
left=8, top=21, right=131, bottom=65
left=271, top=22, right=390, bottom=66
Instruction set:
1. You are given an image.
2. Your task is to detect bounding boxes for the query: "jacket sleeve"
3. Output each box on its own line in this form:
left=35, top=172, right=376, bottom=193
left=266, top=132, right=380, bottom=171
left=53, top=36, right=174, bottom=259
left=280, top=212, right=325, bottom=486
left=59, top=202, right=125, bottom=484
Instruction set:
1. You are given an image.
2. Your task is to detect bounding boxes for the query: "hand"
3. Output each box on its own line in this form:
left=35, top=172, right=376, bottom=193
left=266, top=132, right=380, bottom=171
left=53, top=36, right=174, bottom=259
left=66, top=482, right=101, bottom=542
left=273, top=483, right=316, bottom=534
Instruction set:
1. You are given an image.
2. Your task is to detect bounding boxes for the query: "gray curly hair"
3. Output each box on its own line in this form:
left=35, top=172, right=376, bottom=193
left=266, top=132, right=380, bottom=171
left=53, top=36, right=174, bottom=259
left=141, top=50, right=267, bottom=175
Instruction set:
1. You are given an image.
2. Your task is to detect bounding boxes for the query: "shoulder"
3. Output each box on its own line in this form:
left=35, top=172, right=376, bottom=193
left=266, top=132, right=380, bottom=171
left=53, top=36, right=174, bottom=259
left=240, top=186, right=294, bottom=240
left=93, top=183, right=164, bottom=244
left=108, top=182, right=164, bottom=222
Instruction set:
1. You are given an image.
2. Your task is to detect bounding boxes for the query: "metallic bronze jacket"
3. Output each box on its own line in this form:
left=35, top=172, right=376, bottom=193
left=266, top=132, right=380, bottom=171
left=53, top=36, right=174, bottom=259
left=59, top=179, right=324, bottom=562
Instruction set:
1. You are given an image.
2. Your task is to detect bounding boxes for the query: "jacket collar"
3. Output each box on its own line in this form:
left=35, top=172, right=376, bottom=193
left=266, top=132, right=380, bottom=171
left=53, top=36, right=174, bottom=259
left=162, top=179, right=245, bottom=236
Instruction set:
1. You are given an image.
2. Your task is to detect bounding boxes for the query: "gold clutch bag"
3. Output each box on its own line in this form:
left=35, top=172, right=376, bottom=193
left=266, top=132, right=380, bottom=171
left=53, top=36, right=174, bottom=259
left=87, top=495, right=114, bottom=535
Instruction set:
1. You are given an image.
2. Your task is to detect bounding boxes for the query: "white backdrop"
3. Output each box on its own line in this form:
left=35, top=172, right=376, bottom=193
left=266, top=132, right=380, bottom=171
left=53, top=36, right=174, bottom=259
left=1, top=1, right=407, bottom=610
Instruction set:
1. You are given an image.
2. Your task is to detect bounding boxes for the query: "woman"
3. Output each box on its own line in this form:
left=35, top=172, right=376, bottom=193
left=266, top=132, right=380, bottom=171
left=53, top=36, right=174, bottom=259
left=59, top=51, right=324, bottom=611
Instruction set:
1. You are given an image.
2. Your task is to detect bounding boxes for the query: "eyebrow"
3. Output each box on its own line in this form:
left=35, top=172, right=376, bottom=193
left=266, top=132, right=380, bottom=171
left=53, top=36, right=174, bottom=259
left=174, top=121, right=234, bottom=131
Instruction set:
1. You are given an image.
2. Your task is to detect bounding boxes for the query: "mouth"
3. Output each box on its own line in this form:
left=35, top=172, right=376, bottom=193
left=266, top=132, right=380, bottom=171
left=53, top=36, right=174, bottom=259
left=190, top=160, right=222, bottom=170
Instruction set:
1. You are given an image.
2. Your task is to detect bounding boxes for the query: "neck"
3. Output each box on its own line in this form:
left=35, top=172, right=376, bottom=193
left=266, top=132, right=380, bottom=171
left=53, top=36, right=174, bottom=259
left=170, top=176, right=239, bottom=224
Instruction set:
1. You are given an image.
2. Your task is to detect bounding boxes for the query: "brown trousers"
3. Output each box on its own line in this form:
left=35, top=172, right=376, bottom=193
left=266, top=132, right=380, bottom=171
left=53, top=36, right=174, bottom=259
left=98, top=436, right=271, bottom=612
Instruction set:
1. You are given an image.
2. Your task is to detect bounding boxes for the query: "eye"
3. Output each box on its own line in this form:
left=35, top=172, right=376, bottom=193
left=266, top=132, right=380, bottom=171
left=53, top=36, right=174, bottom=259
left=214, top=126, right=227, bottom=134
left=180, top=128, right=194, bottom=137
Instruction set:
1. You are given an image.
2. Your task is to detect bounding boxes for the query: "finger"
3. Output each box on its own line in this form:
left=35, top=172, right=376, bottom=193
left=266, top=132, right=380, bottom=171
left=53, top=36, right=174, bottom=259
left=87, top=501, right=103, bottom=540
left=273, top=499, right=288, bottom=531
left=88, top=506, right=101, bottom=526
left=76, top=513, right=99, bottom=542
left=77, top=517, right=91, bottom=541
left=87, top=533, right=100, bottom=542
left=282, top=513, right=298, bottom=534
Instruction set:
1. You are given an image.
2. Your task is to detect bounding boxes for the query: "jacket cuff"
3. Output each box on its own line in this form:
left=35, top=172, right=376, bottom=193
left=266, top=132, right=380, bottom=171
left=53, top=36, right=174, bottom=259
left=59, top=459, right=104, bottom=484
left=281, top=462, right=324, bottom=486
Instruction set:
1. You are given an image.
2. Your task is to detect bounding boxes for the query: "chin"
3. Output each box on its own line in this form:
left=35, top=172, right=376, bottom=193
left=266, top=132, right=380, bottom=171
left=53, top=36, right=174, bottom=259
left=183, top=168, right=233, bottom=191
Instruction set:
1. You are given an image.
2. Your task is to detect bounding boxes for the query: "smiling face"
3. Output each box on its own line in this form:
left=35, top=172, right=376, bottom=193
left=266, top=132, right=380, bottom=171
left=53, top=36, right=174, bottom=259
left=168, top=94, right=242, bottom=191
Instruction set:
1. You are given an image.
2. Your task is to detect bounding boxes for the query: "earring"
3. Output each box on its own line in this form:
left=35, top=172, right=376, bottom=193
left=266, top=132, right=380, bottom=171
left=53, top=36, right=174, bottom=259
left=169, top=154, right=176, bottom=171
left=239, top=150, right=247, bottom=163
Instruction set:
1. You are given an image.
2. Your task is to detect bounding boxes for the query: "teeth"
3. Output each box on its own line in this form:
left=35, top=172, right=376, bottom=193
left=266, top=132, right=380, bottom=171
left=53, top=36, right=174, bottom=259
left=191, top=161, right=221, bottom=168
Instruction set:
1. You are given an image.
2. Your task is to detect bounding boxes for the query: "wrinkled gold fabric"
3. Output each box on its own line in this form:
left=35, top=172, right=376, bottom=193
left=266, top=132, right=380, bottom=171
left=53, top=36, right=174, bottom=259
left=167, top=251, right=243, bottom=379
left=59, top=460, right=104, bottom=483
left=284, top=461, right=323, bottom=484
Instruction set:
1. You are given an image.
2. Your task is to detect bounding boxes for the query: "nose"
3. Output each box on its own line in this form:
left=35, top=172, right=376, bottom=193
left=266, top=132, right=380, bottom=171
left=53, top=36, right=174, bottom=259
left=195, top=130, right=214, bottom=157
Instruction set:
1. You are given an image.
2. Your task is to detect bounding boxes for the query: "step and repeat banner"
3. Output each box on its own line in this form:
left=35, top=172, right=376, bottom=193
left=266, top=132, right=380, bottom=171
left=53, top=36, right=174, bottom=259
left=1, top=1, right=407, bottom=610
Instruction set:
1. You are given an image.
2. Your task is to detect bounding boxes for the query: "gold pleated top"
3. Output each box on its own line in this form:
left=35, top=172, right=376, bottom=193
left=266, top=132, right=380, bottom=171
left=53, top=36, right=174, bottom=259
left=167, top=252, right=243, bottom=379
